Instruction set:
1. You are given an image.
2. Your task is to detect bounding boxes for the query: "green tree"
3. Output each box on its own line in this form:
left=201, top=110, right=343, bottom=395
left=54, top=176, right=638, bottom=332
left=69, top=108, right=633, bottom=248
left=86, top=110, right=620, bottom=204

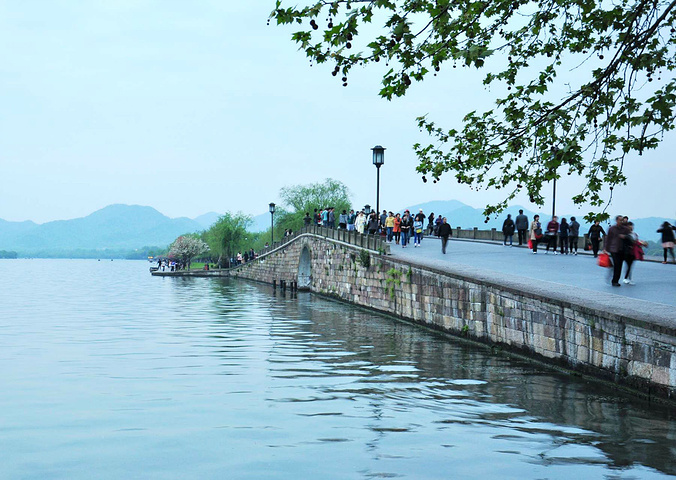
left=278, top=178, right=352, bottom=231
left=202, top=212, right=252, bottom=266
left=270, top=0, right=676, bottom=221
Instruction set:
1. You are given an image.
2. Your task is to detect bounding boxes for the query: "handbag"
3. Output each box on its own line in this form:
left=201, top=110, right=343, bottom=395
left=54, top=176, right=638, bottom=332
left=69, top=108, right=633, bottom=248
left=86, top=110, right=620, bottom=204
left=598, top=252, right=612, bottom=268
left=527, top=239, right=533, bottom=249
left=633, top=243, right=644, bottom=261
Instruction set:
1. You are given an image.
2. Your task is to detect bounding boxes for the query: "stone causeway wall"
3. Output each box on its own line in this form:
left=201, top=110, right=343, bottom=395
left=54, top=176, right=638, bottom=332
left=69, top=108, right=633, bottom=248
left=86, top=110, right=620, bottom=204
left=229, top=232, right=675, bottom=401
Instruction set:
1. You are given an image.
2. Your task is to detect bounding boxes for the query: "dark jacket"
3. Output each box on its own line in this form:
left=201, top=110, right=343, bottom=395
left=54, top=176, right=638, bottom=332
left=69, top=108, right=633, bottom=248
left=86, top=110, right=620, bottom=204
left=588, top=224, right=606, bottom=239
left=559, top=221, right=569, bottom=237
left=657, top=225, right=676, bottom=243
left=569, top=220, right=580, bottom=237
left=438, top=222, right=452, bottom=237
left=606, top=224, right=630, bottom=253
left=515, top=214, right=529, bottom=230
left=502, top=218, right=515, bottom=235
left=400, top=216, right=413, bottom=231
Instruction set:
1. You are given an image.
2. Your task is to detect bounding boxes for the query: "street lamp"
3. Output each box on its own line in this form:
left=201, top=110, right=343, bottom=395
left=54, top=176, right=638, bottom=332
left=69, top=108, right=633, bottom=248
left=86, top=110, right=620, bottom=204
left=269, top=202, right=276, bottom=244
left=371, top=145, right=385, bottom=216
left=364, top=204, right=372, bottom=215
left=550, top=147, right=559, bottom=218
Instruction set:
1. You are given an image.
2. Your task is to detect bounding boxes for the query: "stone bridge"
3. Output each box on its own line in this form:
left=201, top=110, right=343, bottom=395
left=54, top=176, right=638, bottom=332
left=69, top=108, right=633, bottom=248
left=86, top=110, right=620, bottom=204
left=167, top=226, right=676, bottom=402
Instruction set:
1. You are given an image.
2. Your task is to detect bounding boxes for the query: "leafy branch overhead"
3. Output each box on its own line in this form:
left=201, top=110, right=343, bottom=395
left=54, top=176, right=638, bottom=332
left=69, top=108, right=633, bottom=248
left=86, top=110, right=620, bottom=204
left=270, top=0, right=676, bottom=221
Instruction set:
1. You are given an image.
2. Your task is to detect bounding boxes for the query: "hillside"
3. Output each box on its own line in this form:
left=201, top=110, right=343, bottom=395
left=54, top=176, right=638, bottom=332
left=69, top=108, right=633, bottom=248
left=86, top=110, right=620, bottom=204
left=0, top=205, right=204, bottom=257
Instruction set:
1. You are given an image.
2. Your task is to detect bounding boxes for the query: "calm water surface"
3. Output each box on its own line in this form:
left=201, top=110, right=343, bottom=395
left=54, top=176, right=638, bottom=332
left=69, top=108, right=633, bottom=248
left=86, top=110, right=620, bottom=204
left=0, top=260, right=674, bottom=479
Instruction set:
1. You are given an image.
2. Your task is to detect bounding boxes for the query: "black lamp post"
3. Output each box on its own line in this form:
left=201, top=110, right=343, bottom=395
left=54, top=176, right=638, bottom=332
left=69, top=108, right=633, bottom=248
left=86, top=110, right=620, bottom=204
left=364, top=204, right=372, bottom=215
left=371, top=145, right=385, bottom=216
left=550, top=147, right=559, bottom=218
left=269, top=202, right=276, bottom=244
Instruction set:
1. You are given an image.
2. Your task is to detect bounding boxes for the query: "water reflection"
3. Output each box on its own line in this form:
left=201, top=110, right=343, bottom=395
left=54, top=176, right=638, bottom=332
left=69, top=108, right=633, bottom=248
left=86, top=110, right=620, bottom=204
left=204, top=279, right=675, bottom=477
left=0, top=260, right=673, bottom=479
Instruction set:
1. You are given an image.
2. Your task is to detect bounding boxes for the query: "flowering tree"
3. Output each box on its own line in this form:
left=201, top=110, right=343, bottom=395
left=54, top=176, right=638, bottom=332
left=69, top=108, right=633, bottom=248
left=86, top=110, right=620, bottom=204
left=169, top=235, right=210, bottom=270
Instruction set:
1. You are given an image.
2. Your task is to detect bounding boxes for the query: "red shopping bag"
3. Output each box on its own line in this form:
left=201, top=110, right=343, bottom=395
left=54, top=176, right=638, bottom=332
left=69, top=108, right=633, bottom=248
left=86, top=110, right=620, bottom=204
left=598, top=252, right=612, bottom=268
left=527, top=239, right=533, bottom=249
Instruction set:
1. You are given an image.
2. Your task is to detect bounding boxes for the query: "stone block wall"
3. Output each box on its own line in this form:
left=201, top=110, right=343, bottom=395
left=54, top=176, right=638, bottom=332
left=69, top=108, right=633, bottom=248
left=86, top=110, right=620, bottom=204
left=229, top=233, right=676, bottom=401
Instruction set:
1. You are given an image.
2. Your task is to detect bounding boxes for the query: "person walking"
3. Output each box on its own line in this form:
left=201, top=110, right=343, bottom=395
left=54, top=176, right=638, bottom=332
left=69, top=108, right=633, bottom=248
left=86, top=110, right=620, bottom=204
left=379, top=210, right=388, bottom=236
left=385, top=212, right=395, bottom=243
left=545, top=216, right=559, bottom=254
left=367, top=212, right=379, bottom=235
left=413, top=216, right=424, bottom=247
left=355, top=211, right=366, bottom=234
left=559, top=218, right=570, bottom=254
left=605, top=215, right=630, bottom=286
left=515, top=209, right=529, bottom=246
left=529, top=215, right=543, bottom=253
left=427, top=212, right=435, bottom=235
left=303, top=212, right=312, bottom=227
left=587, top=220, right=606, bottom=257
left=393, top=213, right=402, bottom=245
left=338, top=210, right=348, bottom=229
left=347, top=209, right=356, bottom=231
left=502, top=214, right=515, bottom=246
left=569, top=216, right=580, bottom=255
left=327, top=208, right=336, bottom=229
left=657, top=221, right=676, bottom=264
left=438, top=217, right=452, bottom=253
left=623, top=222, right=647, bottom=284
left=400, top=211, right=413, bottom=247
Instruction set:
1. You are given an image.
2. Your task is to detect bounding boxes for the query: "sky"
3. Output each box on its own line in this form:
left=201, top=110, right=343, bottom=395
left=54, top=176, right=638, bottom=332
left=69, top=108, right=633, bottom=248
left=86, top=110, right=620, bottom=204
left=1, top=1, right=674, bottom=224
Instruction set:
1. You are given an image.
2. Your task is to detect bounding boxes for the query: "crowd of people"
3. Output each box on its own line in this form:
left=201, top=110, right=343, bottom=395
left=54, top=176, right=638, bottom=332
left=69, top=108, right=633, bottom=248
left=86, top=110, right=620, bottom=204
left=302, top=207, right=455, bottom=253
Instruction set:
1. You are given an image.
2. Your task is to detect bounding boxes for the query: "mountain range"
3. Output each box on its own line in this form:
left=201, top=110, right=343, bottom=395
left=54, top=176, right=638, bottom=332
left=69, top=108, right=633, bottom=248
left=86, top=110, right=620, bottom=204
left=1, top=201, right=671, bottom=258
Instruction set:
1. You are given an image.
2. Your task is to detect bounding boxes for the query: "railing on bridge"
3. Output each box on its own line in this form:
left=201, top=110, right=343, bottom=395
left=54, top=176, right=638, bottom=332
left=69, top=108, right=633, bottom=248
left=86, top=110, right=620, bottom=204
left=256, top=225, right=391, bottom=258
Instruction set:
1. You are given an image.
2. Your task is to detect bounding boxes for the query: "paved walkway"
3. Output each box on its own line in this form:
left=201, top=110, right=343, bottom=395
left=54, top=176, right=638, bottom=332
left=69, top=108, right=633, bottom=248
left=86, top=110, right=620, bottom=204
left=391, top=236, right=676, bottom=308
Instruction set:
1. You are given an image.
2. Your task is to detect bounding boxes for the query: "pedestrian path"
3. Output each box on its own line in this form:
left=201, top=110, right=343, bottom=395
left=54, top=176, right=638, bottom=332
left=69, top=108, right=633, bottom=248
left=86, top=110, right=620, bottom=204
left=391, top=236, right=676, bottom=308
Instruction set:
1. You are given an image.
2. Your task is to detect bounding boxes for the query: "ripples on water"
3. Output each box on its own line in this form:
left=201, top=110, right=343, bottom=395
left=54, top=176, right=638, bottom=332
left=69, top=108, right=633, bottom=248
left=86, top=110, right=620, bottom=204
left=0, top=260, right=673, bottom=479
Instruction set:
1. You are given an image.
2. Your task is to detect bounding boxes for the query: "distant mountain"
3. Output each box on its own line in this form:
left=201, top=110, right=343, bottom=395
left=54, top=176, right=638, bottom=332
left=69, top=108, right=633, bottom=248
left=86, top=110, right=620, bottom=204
left=0, top=204, right=204, bottom=256
left=193, top=212, right=222, bottom=229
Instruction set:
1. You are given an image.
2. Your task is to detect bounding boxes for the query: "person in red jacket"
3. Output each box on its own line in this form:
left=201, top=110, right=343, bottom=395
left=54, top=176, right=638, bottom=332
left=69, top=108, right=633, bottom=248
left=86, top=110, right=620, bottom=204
left=545, top=216, right=559, bottom=254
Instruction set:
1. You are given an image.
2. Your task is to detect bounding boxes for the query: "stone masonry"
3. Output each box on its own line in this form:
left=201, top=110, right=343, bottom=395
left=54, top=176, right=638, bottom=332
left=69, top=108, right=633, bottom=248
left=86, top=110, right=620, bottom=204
left=228, top=231, right=676, bottom=401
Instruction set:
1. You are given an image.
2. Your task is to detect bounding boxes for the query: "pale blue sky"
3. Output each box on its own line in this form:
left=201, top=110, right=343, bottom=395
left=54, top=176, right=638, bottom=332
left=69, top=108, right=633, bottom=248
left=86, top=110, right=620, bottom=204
left=1, top=1, right=673, bottom=224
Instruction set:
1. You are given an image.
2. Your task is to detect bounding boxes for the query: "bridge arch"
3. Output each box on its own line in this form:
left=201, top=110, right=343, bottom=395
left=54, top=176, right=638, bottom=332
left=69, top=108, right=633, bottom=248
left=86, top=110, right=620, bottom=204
left=298, top=245, right=312, bottom=290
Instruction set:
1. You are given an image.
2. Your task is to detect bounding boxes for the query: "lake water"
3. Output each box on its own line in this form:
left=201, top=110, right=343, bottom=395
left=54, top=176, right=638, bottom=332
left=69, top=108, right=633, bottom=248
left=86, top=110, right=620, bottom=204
left=0, top=259, right=674, bottom=479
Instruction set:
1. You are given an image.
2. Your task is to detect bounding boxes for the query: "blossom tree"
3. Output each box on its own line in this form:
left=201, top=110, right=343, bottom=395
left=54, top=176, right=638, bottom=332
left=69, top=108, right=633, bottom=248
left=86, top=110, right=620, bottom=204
left=169, top=235, right=210, bottom=270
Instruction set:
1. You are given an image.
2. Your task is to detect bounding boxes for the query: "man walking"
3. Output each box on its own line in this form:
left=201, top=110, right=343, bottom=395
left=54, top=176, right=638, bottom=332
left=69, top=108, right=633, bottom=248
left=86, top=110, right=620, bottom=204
left=515, top=209, right=529, bottom=246
left=605, top=215, right=630, bottom=286
left=438, top=217, right=452, bottom=253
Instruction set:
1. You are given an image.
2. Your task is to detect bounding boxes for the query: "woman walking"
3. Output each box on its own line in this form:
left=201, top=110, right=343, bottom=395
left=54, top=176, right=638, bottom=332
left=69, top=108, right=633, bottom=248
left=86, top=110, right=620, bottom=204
left=400, top=211, right=413, bottom=248
left=393, top=213, right=401, bottom=245
left=355, top=211, right=366, bottom=234
left=623, top=222, right=647, bottom=284
left=587, top=220, right=606, bottom=257
left=657, top=221, right=676, bottom=263
left=559, top=218, right=569, bottom=255
left=529, top=215, right=543, bottom=254
left=502, top=214, right=515, bottom=246
left=385, top=212, right=395, bottom=243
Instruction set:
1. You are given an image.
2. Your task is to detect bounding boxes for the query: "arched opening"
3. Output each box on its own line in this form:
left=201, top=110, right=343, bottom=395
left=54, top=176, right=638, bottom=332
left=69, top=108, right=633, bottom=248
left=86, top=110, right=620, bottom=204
left=298, top=246, right=312, bottom=290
